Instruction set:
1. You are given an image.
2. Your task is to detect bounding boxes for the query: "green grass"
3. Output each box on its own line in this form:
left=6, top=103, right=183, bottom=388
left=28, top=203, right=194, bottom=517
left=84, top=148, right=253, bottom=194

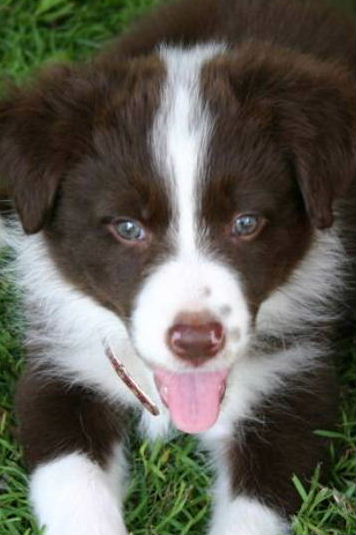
left=0, top=1, right=355, bottom=534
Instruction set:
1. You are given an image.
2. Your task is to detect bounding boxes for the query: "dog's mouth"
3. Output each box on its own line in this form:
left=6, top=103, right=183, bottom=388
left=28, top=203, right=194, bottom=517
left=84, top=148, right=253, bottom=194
left=106, top=346, right=229, bottom=433
left=154, top=368, right=229, bottom=434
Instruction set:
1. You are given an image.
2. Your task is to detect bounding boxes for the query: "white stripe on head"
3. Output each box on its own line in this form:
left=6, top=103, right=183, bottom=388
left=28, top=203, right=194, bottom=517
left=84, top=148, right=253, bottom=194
left=131, top=44, right=251, bottom=372
left=152, top=43, right=225, bottom=256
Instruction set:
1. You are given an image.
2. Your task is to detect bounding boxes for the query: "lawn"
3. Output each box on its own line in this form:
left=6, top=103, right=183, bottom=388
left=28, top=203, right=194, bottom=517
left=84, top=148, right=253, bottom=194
left=0, top=1, right=355, bottom=534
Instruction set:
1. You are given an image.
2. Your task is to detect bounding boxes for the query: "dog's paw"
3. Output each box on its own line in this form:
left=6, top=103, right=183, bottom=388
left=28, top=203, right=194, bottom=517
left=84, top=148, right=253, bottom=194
left=43, top=520, right=128, bottom=535
left=40, top=504, right=129, bottom=535
left=30, top=453, right=129, bottom=535
left=209, top=496, right=291, bottom=535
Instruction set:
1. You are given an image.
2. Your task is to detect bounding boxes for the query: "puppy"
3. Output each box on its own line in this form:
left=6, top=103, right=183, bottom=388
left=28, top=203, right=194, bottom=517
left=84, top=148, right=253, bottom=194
left=0, top=0, right=355, bottom=533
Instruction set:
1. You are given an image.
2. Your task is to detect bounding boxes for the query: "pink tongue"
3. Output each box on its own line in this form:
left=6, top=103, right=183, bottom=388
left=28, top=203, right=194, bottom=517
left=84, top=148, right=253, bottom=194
left=154, top=369, right=228, bottom=434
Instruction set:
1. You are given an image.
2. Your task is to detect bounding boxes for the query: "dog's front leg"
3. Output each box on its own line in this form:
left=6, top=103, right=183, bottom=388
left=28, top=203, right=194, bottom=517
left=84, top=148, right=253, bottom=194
left=204, top=369, right=335, bottom=535
left=16, top=368, right=129, bottom=535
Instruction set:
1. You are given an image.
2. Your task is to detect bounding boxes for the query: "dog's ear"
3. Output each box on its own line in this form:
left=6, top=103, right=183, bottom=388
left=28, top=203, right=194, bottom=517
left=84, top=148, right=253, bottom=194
left=278, top=58, right=355, bottom=229
left=0, top=65, right=95, bottom=233
left=224, top=45, right=356, bottom=229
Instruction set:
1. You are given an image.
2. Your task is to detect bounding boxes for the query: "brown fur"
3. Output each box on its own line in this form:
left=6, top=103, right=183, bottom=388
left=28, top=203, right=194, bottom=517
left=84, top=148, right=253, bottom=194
left=16, top=367, right=129, bottom=470
left=228, top=367, right=338, bottom=516
left=0, top=0, right=354, bottom=525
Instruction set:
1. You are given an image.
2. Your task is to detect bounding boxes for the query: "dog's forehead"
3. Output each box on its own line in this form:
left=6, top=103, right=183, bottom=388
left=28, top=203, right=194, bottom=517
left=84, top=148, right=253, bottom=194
left=150, top=45, right=292, bottom=231
left=76, top=44, right=290, bottom=230
left=73, top=45, right=224, bottom=225
left=148, top=44, right=226, bottom=249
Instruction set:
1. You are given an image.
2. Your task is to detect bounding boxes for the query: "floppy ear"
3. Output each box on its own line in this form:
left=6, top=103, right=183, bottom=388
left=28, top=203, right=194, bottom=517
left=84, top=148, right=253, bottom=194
left=0, top=65, right=95, bottom=233
left=279, top=59, right=355, bottom=229
left=226, top=44, right=356, bottom=229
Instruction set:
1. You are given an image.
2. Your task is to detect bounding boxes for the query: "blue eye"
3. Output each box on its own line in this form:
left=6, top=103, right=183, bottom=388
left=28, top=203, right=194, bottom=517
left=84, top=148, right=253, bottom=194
left=233, top=214, right=263, bottom=238
left=114, top=219, right=146, bottom=241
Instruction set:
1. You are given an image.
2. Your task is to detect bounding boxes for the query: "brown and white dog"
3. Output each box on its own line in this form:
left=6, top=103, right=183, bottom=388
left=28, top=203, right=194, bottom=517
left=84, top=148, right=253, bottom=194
left=0, top=0, right=355, bottom=533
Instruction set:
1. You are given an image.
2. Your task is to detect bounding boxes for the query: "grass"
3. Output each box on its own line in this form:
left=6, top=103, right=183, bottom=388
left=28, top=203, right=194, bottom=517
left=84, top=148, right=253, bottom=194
left=0, top=0, right=355, bottom=534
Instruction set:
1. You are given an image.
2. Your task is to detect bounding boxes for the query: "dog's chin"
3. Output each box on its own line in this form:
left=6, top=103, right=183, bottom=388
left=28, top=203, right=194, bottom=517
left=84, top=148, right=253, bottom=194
left=153, top=367, right=229, bottom=434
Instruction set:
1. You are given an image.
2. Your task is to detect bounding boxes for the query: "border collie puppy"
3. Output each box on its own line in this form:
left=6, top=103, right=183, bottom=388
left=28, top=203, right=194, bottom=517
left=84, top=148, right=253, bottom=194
left=0, top=0, right=355, bottom=533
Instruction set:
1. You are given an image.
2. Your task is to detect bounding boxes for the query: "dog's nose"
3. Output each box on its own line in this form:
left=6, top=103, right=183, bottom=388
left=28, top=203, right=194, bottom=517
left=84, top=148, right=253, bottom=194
left=167, top=314, right=225, bottom=365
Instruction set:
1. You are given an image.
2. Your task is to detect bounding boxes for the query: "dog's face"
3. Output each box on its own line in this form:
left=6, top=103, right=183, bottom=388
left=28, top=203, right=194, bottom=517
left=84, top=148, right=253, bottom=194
left=0, top=44, right=354, bottom=432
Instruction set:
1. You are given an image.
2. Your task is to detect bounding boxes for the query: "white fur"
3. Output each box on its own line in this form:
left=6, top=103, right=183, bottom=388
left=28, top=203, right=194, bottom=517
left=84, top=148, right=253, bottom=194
left=7, top=224, right=172, bottom=439
left=11, top=231, right=149, bottom=407
left=132, top=257, right=251, bottom=372
left=133, top=44, right=252, bottom=373
left=30, top=450, right=128, bottom=535
left=209, top=464, right=290, bottom=535
left=258, top=227, right=348, bottom=336
left=210, top=486, right=290, bottom=535
left=154, top=44, right=224, bottom=256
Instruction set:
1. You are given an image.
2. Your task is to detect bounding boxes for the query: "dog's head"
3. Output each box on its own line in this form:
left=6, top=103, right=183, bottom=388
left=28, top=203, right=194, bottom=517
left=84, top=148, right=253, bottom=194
left=1, top=43, right=354, bottom=432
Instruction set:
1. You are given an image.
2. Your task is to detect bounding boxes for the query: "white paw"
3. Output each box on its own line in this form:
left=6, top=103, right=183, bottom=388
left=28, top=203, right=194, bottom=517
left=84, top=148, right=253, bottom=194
left=30, top=452, right=128, bottom=535
left=43, top=516, right=128, bottom=535
left=209, top=495, right=291, bottom=535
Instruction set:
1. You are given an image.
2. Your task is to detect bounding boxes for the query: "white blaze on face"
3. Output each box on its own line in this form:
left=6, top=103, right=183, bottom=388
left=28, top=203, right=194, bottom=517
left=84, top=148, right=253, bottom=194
left=152, top=45, right=215, bottom=256
left=131, top=44, right=251, bottom=433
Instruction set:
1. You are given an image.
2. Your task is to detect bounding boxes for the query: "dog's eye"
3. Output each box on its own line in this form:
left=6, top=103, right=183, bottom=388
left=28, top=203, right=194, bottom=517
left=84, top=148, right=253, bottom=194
left=113, top=219, right=146, bottom=242
left=233, top=213, right=265, bottom=239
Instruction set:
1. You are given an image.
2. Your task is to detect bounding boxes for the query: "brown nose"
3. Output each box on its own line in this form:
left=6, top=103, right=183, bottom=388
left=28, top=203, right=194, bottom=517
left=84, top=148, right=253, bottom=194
left=167, top=315, right=225, bottom=365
